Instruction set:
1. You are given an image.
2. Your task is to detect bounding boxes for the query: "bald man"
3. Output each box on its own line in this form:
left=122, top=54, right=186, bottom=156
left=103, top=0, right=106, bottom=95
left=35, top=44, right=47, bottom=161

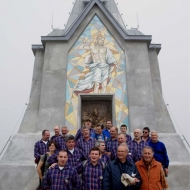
left=130, top=129, right=149, bottom=161
left=50, top=126, right=61, bottom=141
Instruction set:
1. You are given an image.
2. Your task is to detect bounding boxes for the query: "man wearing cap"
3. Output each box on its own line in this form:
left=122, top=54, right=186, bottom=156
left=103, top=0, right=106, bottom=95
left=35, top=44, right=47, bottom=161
left=75, top=119, right=94, bottom=142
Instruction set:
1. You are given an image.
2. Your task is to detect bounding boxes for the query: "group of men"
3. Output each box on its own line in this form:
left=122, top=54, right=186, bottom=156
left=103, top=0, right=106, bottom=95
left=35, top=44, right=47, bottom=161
left=34, top=119, right=169, bottom=190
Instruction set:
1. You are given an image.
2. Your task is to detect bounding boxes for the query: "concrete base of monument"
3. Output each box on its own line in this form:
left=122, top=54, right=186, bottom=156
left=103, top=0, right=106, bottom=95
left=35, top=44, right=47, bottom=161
left=0, top=133, right=189, bottom=189
left=167, top=163, right=190, bottom=190
left=0, top=162, right=37, bottom=190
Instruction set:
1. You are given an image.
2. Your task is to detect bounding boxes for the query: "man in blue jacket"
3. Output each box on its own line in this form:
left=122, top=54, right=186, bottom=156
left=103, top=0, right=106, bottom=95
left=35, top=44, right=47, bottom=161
left=149, top=131, right=169, bottom=176
left=103, top=143, right=141, bottom=190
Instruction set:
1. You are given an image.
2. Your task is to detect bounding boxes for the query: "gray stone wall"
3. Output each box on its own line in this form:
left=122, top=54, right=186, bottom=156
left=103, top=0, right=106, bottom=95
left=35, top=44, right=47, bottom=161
left=149, top=49, right=175, bottom=132
left=19, top=49, right=44, bottom=133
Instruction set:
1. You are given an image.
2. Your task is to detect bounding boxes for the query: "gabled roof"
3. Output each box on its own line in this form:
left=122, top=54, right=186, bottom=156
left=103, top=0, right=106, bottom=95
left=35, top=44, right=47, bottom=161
left=64, top=0, right=126, bottom=31
left=41, top=0, right=152, bottom=44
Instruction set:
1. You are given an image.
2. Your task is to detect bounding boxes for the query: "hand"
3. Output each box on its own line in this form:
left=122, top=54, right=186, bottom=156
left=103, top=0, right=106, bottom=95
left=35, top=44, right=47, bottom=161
left=49, top=163, right=56, bottom=168
left=130, top=178, right=140, bottom=185
left=165, top=168, right=169, bottom=175
left=105, top=151, right=111, bottom=157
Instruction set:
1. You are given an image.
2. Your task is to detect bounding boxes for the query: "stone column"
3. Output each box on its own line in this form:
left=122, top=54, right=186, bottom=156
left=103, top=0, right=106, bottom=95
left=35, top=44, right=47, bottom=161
left=19, top=49, right=44, bottom=133
left=125, top=42, right=156, bottom=132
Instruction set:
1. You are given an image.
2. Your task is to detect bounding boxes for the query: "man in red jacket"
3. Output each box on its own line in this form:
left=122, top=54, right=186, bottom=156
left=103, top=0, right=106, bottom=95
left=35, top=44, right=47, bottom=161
left=135, top=146, right=169, bottom=190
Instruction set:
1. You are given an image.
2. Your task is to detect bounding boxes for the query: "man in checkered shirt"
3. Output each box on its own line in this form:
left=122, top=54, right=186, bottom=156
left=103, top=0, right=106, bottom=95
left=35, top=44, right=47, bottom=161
left=105, top=126, right=118, bottom=157
left=130, top=129, right=149, bottom=161
left=75, top=147, right=104, bottom=190
left=76, top=126, right=96, bottom=159
left=54, top=126, right=69, bottom=151
left=75, top=119, right=94, bottom=142
left=43, top=150, right=81, bottom=190
left=111, top=133, right=138, bottom=163
left=34, top=130, right=50, bottom=163
left=65, top=135, right=85, bottom=167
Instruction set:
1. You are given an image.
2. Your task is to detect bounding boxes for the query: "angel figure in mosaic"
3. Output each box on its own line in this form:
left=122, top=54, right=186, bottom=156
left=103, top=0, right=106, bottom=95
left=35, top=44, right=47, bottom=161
left=74, top=33, right=119, bottom=94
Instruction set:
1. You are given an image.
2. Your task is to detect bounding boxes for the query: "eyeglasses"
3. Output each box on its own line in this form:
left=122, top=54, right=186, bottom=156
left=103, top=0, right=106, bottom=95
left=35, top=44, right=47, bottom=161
left=143, top=131, right=148, bottom=134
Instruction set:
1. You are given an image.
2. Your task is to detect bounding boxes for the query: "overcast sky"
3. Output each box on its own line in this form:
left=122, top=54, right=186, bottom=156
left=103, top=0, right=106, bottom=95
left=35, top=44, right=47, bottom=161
left=0, top=0, right=189, bottom=155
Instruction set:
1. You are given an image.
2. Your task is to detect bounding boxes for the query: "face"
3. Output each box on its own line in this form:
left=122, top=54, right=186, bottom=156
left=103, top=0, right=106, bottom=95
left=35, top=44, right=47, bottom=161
left=85, top=121, right=92, bottom=128
left=82, top=128, right=90, bottom=138
left=120, top=127, right=127, bottom=134
left=151, top=132, right=158, bottom=142
left=134, top=130, right=142, bottom=140
left=54, top=126, right=60, bottom=135
left=43, top=131, right=50, bottom=141
left=110, top=127, right=117, bottom=138
left=98, top=143, right=105, bottom=153
left=118, top=134, right=126, bottom=144
left=96, top=126, right=102, bottom=135
left=106, top=121, right=112, bottom=130
left=48, top=143, right=56, bottom=152
left=89, top=150, right=100, bottom=163
left=143, top=129, right=149, bottom=137
left=96, top=37, right=105, bottom=46
left=142, top=148, right=153, bottom=163
left=66, top=140, right=75, bottom=150
left=117, top=146, right=128, bottom=160
left=57, top=152, right=68, bottom=167
left=62, top=127, right=68, bottom=135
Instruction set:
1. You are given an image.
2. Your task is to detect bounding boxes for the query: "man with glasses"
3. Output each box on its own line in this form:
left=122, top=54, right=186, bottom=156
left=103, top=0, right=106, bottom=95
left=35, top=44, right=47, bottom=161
left=141, top=127, right=151, bottom=142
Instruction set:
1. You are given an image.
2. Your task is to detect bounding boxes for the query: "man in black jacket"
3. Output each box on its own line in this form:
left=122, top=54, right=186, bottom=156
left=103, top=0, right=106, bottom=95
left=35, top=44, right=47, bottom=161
left=103, top=143, right=141, bottom=190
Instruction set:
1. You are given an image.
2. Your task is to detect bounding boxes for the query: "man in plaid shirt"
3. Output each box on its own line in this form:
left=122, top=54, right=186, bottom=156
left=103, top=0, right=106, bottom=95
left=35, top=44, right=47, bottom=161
left=131, top=129, right=149, bottom=161
left=65, top=135, right=85, bottom=167
left=54, top=126, right=69, bottom=151
left=76, top=126, right=96, bottom=159
left=75, top=147, right=104, bottom=190
left=50, top=126, right=61, bottom=141
left=120, top=124, right=132, bottom=143
left=111, top=133, right=138, bottom=162
left=105, top=126, right=118, bottom=157
left=34, top=130, right=50, bottom=163
left=43, top=150, right=81, bottom=190
left=75, top=119, right=94, bottom=142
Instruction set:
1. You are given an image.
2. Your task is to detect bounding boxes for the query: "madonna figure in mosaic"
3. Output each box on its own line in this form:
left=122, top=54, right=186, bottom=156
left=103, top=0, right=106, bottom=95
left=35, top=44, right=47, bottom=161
left=74, top=33, right=119, bottom=94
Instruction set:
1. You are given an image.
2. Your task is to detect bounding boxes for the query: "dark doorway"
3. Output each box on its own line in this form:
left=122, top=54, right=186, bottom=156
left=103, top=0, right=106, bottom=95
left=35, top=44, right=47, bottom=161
left=81, top=99, right=112, bottom=128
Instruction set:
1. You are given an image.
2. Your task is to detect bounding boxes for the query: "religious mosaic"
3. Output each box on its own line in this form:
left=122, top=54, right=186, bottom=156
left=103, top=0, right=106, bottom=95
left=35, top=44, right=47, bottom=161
left=65, top=15, right=128, bottom=132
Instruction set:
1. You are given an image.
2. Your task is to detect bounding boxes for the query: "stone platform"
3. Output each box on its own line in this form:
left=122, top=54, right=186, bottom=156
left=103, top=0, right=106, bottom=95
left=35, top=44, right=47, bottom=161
left=0, top=133, right=189, bottom=189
